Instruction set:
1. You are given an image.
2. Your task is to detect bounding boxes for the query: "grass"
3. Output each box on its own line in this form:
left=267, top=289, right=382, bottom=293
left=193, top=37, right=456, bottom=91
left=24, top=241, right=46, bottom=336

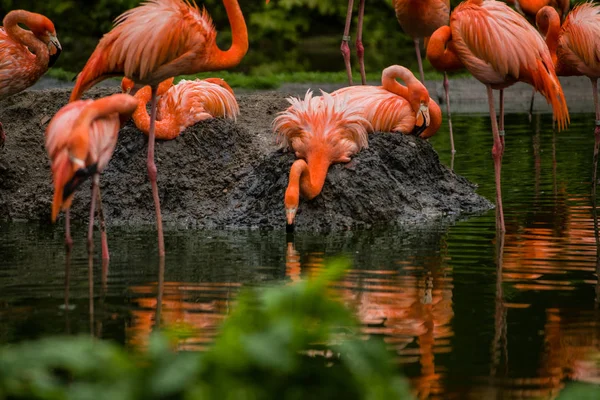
left=46, top=68, right=462, bottom=90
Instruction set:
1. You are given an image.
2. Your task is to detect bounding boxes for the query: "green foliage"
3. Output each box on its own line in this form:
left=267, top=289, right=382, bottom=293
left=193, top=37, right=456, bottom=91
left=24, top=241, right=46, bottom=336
left=0, top=258, right=412, bottom=400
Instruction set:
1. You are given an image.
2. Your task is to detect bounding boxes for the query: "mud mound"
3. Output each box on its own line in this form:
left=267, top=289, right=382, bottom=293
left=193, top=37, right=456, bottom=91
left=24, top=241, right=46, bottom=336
left=0, top=88, right=492, bottom=231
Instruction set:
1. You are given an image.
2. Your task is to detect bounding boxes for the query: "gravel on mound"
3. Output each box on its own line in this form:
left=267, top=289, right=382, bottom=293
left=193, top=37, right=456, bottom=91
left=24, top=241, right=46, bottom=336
left=0, top=87, right=492, bottom=231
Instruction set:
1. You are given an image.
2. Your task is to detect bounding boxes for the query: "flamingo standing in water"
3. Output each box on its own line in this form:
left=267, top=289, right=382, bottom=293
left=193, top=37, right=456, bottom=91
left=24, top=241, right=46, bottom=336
left=331, top=65, right=442, bottom=139
left=393, top=0, right=450, bottom=84
left=428, top=0, right=569, bottom=232
left=70, top=0, right=249, bottom=257
left=122, top=77, right=239, bottom=140
left=46, top=94, right=138, bottom=259
left=536, top=3, right=600, bottom=177
left=274, top=91, right=371, bottom=231
left=0, top=10, right=61, bottom=147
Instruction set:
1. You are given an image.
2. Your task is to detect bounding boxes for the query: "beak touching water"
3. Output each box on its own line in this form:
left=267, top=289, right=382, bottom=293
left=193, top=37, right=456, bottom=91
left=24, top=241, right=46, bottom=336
left=48, top=34, right=62, bottom=68
left=286, top=207, right=297, bottom=233
left=413, top=103, right=431, bottom=137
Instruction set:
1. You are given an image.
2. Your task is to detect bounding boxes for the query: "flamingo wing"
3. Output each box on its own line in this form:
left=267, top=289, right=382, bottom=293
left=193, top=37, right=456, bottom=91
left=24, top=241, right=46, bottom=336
left=559, top=3, right=600, bottom=77
left=45, top=101, right=92, bottom=160
left=0, top=28, right=39, bottom=97
left=71, top=0, right=216, bottom=100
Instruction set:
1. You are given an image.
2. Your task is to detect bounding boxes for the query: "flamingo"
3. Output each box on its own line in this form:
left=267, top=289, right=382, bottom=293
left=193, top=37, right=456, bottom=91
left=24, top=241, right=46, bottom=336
left=274, top=91, right=371, bottom=231
left=506, top=0, right=570, bottom=24
left=0, top=10, right=61, bottom=147
left=331, top=65, right=442, bottom=139
left=428, top=0, right=569, bottom=232
left=46, top=94, right=138, bottom=259
left=123, top=77, right=239, bottom=140
left=70, top=0, right=249, bottom=257
left=536, top=3, right=600, bottom=179
left=426, top=24, right=465, bottom=155
left=393, top=0, right=450, bottom=84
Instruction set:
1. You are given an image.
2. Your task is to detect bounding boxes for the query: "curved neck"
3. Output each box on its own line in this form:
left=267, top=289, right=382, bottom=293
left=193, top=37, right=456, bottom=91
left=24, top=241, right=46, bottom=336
left=207, top=0, right=248, bottom=70
left=132, top=86, right=181, bottom=140
left=426, top=26, right=463, bottom=73
left=3, top=10, right=48, bottom=66
left=132, top=87, right=153, bottom=134
left=537, top=8, right=560, bottom=66
left=285, top=153, right=331, bottom=206
left=381, top=65, right=426, bottom=113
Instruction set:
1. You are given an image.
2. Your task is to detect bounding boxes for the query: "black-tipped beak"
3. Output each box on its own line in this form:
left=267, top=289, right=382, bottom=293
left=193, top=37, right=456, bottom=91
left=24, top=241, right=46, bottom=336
left=286, top=223, right=295, bottom=234
left=62, top=163, right=97, bottom=200
left=413, top=105, right=431, bottom=137
left=48, top=36, right=62, bottom=68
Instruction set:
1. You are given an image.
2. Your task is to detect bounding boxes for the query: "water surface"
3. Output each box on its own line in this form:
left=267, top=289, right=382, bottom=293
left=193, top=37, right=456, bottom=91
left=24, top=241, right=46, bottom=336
left=1, top=112, right=599, bottom=398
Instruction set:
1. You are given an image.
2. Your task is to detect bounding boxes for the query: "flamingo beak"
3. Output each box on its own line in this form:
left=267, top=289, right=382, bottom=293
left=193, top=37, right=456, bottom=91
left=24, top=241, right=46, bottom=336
left=48, top=34, right=62, bottom=68
left=414, top=103, right=431, bottom=137
left=63, top=159, right=97, bottom=201
left=286, top=207, right=297, bottom=232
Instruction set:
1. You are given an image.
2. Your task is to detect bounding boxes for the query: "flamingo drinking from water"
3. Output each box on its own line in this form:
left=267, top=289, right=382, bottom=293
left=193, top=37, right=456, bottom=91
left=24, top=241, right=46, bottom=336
left=428, top=0, right=570, bottom=232
left=46, top=94, right=138, bottom=259
left=70, top=0, right=248, bottom=257
left=331, top=65, right=442, bottom=138
left=0, top=10, right=61, bottom=147
left=123, top=77, right=239, bottom=140
left=274, top=91, right=371, bottom=231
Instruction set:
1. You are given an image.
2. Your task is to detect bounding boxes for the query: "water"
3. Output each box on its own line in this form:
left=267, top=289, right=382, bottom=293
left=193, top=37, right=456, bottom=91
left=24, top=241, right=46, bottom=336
left=1, top=112, right=600, bottom=398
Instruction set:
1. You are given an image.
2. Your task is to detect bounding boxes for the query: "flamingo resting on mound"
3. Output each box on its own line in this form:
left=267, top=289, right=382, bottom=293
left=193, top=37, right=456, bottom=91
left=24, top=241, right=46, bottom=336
left=428, top=0, right=569, bottom=233
left=46, top=94, right=138, bottom=259
left=536, top=3, right=600, bottom=175
left=274, top=91, right=371, bottom=231
left=122, top=77, right=239, bottom=140
left=331, top=65, right=442, bottom=139
left=70, top=0, right=249, bottom=257
left=392, top=0, right=450, bottom=84
left=0, top=10, right=61, bottom=147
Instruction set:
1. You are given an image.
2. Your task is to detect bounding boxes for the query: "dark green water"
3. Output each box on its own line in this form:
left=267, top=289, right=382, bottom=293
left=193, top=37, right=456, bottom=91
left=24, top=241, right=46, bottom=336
left=1, top=112, right=599, bottom=398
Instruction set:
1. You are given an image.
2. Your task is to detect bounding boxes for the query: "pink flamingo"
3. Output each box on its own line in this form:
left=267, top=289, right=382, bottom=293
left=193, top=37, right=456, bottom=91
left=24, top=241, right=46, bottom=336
left=0, top=9, right=61, bottom=147
left=124, top=77, right=239, bottom=140
left=70, top=0, right=249, bottom=257
left=331, top=65, right=442, bottom=138
left=428, top=0, right=570, bottom=232
left=274, top=91, right=371, bottom=230
left=46, top=94, right=138, bottom=258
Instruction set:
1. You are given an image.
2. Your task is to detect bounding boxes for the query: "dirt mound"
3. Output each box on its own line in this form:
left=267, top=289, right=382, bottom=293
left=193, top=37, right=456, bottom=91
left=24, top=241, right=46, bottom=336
left=0, top=87, right=492, bottom=231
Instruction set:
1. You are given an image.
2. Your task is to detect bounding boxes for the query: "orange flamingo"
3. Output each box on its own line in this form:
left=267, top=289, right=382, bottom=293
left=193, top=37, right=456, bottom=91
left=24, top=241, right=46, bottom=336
left=46, top=94, right=138, bottom=259
left=0, top=10, right=61, bottom=147
left=393, top=0, right=450, bottom=84
left=331, top=65, right=442, bottom=138
left=536, top=3, right=600, bottom=175
left=70, top=0, right=249, bottom=257
left=274, top=91, right=371, bottom=230
left=428, top=0, right=569, bottom=232
left=507, top=0, right=570, bottom=24
left=123, top=77, right=239, bottom=140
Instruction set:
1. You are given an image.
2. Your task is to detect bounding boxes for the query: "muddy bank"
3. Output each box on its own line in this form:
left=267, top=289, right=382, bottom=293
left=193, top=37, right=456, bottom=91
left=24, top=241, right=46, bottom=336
left=0, top=87, right=491, bottom=231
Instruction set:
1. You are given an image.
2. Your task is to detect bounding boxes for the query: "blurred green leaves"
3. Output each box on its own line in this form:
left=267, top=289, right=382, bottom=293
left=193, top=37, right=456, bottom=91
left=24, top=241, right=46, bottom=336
left=0, top=258, right=412, bottom=400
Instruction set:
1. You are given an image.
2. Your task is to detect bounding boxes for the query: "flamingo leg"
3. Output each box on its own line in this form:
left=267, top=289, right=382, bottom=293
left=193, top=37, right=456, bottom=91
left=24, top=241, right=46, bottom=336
left=414, top=38, right=425, bottom=84
left=341, top=0, right=355, bottom=86
left=147, top=85, right=166, bottom=257
left=87, top=174, right=99, bottom=255
left=65, top=209, right=73, bottom=253
left=499, top=89, right=505, bottom=148
left=592, top=78, right=600, bottom=195
left=96, top=186, right=109, bottom=261
left=443, top=72, right=455, bottom=155
left=487, top=85, right=506, bottom=233
left=356, top=0, right=366, bottom=85
left=528, top=87, right=535, bottom=122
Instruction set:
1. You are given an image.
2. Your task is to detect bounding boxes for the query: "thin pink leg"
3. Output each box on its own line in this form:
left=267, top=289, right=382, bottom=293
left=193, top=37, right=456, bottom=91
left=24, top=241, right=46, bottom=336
left=414, top=38, right=425, bottom=84
left=356, top=0, right=366, bottom=85
left=443, top=72, right=455, bottom=155
left=87, top=175, right=99, bottom=255
left=499, top=89, right=505, bottom=148
left=65, top=209, right=73, bottom=253
left=528, top=87, right=535, bottom=122
left=487, top=85, right=505, bottom=233
left=592, top=79, right=600, bottom=197
left=341, top=0, right=355, bottom=85
left=148, top=85, right=166, bottom=257
left=96, top=187, right=109, bottom=260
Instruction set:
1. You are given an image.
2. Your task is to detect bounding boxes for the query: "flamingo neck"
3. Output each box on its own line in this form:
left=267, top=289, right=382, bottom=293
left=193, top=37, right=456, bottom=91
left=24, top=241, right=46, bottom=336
left=3, top=10, right=48, bottom=67
left=207, top=0, right=248, bottom=70
left=537, top=8, right=561, bottom=67
left=132, top=86, right=181, bottom=140
left=381, top=65, right=426, bottom=114
left=426, top=26, right=463, bottom=73
left=285, top=152, right=331, bottom=208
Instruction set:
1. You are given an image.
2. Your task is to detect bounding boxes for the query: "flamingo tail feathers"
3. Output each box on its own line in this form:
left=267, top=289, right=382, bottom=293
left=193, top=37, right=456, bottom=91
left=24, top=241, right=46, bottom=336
left=531, top=59, right=570, bottom=131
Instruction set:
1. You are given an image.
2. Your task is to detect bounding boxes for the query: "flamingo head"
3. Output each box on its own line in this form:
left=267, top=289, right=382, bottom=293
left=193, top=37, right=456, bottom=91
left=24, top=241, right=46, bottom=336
left=203, top=78, right=235, bottom=96
left=121, top=77, right=135, bottom=94
left=284, top=186, right=299, bottom=230
left=30, top=16, right=61, bottom=68
left=410, top=90, right=431, bottom=136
